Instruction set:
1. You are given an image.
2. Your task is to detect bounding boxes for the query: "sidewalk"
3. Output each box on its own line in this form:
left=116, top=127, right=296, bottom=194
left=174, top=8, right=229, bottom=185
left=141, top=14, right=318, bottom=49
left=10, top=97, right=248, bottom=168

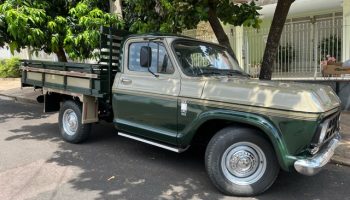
left=0, top=79, right=350, bottom=167
left=333, top=112, right=350, bottom=165
left=0, top=78, right=41, bottom=104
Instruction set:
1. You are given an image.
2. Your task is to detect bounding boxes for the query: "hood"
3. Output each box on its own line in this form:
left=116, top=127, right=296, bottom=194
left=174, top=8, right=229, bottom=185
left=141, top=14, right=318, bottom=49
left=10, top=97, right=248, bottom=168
left=201, top=78, right=340, bottom=113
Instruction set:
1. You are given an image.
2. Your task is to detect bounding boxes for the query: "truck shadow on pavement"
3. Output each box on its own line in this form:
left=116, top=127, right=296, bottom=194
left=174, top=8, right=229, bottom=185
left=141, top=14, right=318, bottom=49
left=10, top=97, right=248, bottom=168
left=3, top=101, right=350, bottom=200
left=7, top=122, right=61, bottom=142
left=7, top=123, right=350, bottom=200
left=0, top=100, right=49, bottom=123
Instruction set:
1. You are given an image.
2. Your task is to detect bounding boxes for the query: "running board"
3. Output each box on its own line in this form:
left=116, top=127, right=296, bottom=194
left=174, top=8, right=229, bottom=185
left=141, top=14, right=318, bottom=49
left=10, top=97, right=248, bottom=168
left=118, top=132, right=189, bottom=153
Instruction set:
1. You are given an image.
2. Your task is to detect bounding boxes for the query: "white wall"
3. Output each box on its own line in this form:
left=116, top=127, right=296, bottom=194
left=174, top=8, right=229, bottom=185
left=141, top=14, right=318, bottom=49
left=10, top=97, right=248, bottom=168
left=0, top=46, right=57, bottom=61
left=343, top=0, right=350, bottom=61
left=260, top=0, right=343, bottom=19
left=0, top=46, right=29, bottom=60
left=0, top=47, right=12, bottom=59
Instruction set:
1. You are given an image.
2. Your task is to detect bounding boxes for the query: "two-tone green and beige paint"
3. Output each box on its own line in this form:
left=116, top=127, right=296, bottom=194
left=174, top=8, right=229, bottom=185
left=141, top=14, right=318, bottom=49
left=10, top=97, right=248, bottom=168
left=111, top=36, right=341, bottom=171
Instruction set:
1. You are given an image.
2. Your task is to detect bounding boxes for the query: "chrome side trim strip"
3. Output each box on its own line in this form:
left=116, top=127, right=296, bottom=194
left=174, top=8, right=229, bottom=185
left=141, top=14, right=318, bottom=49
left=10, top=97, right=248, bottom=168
left=118, top=132, right=188, bottom=153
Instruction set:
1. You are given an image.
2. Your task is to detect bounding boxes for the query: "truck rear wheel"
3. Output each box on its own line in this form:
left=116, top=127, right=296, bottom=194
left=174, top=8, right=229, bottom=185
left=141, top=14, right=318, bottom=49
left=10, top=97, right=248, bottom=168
left=59, top=100, right=91, bottom=143
left=205, top=127, right=279, bottom=196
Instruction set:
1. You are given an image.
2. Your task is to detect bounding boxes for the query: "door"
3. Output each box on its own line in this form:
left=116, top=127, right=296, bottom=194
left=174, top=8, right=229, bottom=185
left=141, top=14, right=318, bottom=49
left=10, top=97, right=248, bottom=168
left=114, top=40, right=180, bottom=145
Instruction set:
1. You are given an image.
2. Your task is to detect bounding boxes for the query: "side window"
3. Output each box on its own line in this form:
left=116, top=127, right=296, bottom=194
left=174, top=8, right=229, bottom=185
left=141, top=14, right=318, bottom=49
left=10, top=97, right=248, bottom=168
left=128, top=42, right=174, bottom=74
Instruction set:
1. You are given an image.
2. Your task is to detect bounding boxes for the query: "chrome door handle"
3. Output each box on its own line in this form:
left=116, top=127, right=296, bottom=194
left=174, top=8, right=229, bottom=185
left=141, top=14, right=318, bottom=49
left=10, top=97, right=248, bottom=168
left=121, top=78, right=132, bottom=85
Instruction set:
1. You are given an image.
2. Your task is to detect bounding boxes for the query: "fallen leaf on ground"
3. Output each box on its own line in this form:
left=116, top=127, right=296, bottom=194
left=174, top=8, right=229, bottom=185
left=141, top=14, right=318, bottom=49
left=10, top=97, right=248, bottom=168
left=107, top=176, right=115, bottom=181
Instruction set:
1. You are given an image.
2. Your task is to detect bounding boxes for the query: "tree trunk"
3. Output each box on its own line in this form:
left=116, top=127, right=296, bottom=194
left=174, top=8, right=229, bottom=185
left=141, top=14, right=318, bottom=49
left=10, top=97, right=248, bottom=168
left=207, top=6, right=235, bottom=57
left=110, top=0, right=123, bottom=18
left=259, top=0, right=295, bottom=80
left=56, top=47, right=67, bottom=62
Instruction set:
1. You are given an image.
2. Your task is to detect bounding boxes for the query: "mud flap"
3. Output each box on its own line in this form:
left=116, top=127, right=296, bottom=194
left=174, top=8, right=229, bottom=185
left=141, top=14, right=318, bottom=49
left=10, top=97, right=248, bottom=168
left=82, top=95, right=99, bottom=124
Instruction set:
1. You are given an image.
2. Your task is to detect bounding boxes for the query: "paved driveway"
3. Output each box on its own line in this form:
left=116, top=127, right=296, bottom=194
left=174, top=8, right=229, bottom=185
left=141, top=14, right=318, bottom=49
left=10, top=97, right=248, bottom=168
left=0, top=98, right=349, bottom=200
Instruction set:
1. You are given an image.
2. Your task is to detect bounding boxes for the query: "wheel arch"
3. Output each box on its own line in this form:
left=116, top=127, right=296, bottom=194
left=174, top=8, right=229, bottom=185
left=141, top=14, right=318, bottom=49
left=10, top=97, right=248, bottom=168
left=181, top=109, right=291, bottom=171
left=42, top=88, right=99, bottom=124
left=43, top=91, right=80, bottom=113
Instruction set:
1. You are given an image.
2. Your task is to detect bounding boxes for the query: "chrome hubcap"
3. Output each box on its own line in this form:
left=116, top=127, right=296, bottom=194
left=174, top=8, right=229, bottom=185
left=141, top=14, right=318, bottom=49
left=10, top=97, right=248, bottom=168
left=221, top=142, right=266, bottom=185
left=63, top=109, right=78, bottom=136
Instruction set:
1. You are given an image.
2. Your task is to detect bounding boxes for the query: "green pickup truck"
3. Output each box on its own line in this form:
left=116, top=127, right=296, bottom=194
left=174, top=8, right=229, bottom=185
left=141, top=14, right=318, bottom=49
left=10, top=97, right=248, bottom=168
left=21, top=28, right=341, bottom=196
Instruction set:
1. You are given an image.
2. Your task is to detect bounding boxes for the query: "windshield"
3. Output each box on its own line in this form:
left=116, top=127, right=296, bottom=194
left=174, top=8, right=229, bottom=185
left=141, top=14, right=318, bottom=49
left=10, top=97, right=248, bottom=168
left=173, top=40, right=248, bottom=77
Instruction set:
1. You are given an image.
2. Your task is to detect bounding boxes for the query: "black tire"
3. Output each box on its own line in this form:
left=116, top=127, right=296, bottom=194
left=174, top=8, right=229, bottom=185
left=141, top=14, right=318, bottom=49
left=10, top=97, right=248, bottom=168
left=59, top=100, right=91, bottom=143
left=205, top=127, right=279, bottom=196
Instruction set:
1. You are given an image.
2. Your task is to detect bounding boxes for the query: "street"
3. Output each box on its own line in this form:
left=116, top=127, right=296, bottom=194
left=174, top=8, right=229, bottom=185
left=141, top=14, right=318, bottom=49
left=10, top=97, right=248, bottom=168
left=0, top=98, right=349, bottom=200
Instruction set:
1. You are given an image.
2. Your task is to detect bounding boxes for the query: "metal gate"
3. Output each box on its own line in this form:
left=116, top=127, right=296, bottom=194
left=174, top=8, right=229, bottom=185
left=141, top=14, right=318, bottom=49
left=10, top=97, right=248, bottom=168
left=182, top=12, right=343, bottom=79
left=244, top=12, right=343, bottom=78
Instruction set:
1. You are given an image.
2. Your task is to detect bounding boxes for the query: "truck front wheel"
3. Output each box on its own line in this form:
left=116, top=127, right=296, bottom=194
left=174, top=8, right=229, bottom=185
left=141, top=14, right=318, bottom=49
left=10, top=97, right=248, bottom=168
left=59, top=100, right=91, bottom=143
left=205, top=127, right=279, bottom=196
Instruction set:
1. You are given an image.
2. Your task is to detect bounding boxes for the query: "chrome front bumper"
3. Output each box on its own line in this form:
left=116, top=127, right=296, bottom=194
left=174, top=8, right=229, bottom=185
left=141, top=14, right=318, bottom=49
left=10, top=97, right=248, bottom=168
left=294, top=132, right=341, bottom=176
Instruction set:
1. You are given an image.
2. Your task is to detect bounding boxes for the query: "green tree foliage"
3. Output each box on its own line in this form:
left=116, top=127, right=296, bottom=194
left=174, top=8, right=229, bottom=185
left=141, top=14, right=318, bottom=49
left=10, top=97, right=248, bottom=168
left=0, top=0, right=8, bottom=47
left=0, top=0, right=123, bottom=62
left=0, top=57, right=21, bottom=78
left=123, top=0, right=199, bottom=33
left=122, top=0, right=261, bottom=55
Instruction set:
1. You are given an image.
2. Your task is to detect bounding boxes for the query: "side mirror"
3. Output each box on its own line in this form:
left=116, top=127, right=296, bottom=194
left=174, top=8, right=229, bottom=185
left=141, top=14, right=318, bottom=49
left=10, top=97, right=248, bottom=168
left=140, top=46, right=152, bottom=68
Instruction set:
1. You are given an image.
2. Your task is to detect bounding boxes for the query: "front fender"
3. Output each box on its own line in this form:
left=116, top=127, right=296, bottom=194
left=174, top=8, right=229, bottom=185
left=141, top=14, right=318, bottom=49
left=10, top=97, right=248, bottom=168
left=178, top=109, right=293, bottom=171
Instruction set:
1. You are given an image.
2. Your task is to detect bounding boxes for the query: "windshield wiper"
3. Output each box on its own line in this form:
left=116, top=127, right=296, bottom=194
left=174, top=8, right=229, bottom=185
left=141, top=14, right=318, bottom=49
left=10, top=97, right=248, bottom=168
left=226, top=70, right=250, bottom=77
left=196, top=71, right=222, bottom=76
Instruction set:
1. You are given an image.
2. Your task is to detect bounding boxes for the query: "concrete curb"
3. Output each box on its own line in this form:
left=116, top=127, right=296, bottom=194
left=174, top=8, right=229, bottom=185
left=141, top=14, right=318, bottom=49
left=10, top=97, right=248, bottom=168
left=331, top=155, right=350, bottom=167
left=0, top=93, right=38, bottom=104
left=0, top=78, right=21, bottom=81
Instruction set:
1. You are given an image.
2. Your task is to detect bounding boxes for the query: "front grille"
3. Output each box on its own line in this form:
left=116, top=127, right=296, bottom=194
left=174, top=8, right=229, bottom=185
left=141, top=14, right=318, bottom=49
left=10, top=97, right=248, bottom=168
left=309, top=112, right=340, bottom=155
left=324, top=113, right=340, bottom=142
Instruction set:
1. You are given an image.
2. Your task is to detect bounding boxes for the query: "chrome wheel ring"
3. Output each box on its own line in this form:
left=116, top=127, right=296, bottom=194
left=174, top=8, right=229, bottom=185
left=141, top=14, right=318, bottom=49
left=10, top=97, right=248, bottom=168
left=62, top=109, right=78, bottom=136
left=221, top=142, right=267, bottom=185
